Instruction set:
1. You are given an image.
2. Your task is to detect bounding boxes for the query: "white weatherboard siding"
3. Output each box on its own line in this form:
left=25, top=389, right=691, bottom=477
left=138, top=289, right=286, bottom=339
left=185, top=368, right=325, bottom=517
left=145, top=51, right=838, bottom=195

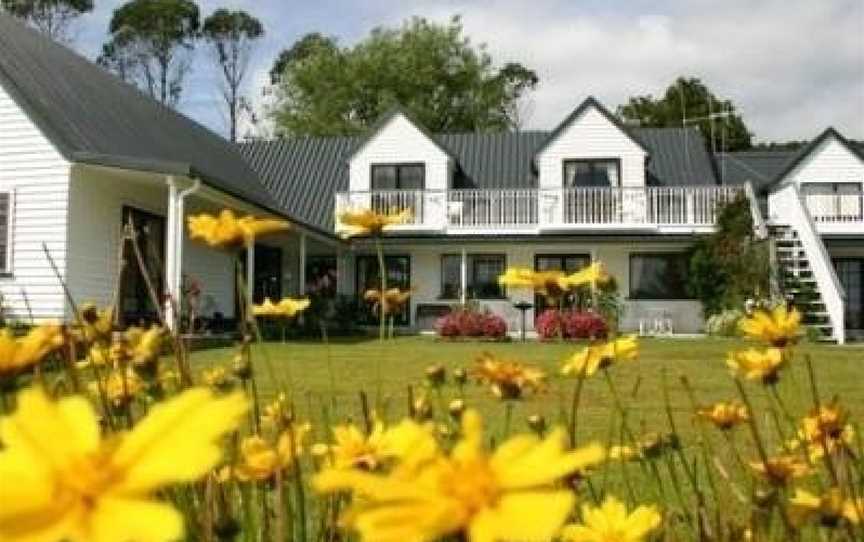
left=348, top=114, right=452, bottom=192
left=355, top=240, right=703, bottom=334
left=66, top=169, right=237, bottom=319
left=537, top=105, right=648, bottom=189
left=0, top=83, right=71, bottom=321
left=781, top=137, right=864, bottom=187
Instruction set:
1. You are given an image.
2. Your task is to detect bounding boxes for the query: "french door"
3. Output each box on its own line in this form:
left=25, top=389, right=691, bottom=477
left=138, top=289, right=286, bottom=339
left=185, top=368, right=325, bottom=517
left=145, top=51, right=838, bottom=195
left=120, top=206, right=165, bottom=327
left=833, top=258, right=864, bottom=330
left=355, top=255, right=411, bottom=326
left=534, top=254, right=591, bottom=315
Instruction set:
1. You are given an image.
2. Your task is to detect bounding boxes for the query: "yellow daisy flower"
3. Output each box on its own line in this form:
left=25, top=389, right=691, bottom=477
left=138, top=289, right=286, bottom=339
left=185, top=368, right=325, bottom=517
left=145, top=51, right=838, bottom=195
left=314, top=409, right=605, bottom=542
left=472, top=352, right=546, bottom=400
left=561, top=496, right=662, bottom=542
left=78, top=303, right=114, bottom=344
left=100, top=368, right=145, bottom=408
left=726, top=347, right=787, bottom=384
left=738, top=305, right=801, bottom=347
left=749, top=454, right=811, bottom=486
left=252, top=297, right=311, bottom=318
left=232, top=424, right=310, bottom=482
left=697, top=401, right=749, bottom=430
left=336, top=207, right=412, bottom=237
left=559, top=262, right=611, bottom=290
left=364, top=288, right=412, bottom=315
left=788, top=487, right=863, bottom=528
left=0, top=323, right=65, bottom=377
left=188, top=209, right=289, bottom=247
left=561, top=335, right=639, bottom=378
left=0, top=387, right=247, bottom=542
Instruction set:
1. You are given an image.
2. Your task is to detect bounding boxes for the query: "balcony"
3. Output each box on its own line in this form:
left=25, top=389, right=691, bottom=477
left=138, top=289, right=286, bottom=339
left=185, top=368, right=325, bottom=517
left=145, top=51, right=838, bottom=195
left=801, top=192, right=864, bottom=234
left=335, top=185, right=747, bottom=235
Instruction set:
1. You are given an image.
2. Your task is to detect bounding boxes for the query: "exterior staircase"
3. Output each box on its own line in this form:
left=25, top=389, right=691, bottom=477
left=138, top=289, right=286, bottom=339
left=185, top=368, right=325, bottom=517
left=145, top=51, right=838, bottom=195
left=769, top=225, right=836, bottom=340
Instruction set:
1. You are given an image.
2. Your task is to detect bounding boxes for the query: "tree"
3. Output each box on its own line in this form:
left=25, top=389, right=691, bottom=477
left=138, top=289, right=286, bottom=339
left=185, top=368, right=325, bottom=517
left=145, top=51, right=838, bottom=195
left=617, top=77, right=752, bottom=152
left=1, top=0, right=93, bottom=43
left=270, top=16, right=539, bottom=136
left=202, top=9, right=264, bottom=142
left=98, top=0, right=200, bottom=107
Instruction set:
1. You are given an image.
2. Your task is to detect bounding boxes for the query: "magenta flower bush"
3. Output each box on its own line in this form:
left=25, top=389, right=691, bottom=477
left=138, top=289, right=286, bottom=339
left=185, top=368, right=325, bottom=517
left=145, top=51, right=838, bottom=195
left=435, top=308, right=507, bottom=339
left=535, top=309, right=608, bottom=340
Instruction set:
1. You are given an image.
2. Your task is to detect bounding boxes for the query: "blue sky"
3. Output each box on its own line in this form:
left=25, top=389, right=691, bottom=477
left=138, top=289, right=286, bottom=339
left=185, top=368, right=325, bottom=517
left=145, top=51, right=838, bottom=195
left=69, top=0, right=864, bottom=142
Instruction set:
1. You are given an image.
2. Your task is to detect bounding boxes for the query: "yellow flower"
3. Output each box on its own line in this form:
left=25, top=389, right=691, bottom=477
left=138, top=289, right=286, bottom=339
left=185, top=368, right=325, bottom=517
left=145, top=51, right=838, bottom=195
left=336, top=207, right=412, bottom=237
left=188, top=209, right=289, bottom=247
left=98, top=368, right=145, bottom=408
left=125, top=325, right=165, bottom=367
left=328, top=420, right=389, bottom=470
left=788, top=401, right=855, bottom=460
left=498, top=268, right=568, bottom=301
left=78, top=303, right=114, bottom=344
left=697, top=401, right=749, bottom=430
left=749, top=454, right=810, bottom=485
left=559, top=262, right=611, bottom=290
left=201, top=366, right=232, bottom=391
left=261, top=392, right=290, bottom=428
left=364, top=288, right=412, bottom=314
left=561, top=496, right=662, bottom=542
left=788, top=488, right=863, bottom=528
left=472, top=352, right=546, bottom=400
left=252, top=297, right=311, bottom=318
left=608, top=445, right=641, bottom=462
left=0, top=386, right=247, bottom=542
left=314, top=409, right=605, bottom=542
left=739, top=305, right=801, bottom=347
left=0, top=324, right=65, bottom=377
left=561, top=335, right=639, bottom=378
left=233, top=424, right=311, bottom=482
left=726, top=347, right=787, bottom=384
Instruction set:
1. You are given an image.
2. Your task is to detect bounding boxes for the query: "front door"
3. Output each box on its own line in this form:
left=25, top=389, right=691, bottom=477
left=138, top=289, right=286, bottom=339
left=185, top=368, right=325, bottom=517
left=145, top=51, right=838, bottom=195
left=355, top=255, right=411, bottom=326
left=534, top=254, right=591, bottom=316
left=239, top=244, right=283, bottom=305
left=120, top=206, right=165, bottom=327
left=833, top=258, right=864, bottom=330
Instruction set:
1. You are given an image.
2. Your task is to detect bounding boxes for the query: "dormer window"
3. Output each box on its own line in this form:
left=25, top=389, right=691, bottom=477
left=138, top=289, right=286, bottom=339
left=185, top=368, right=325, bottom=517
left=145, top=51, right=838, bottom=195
left=563, top=159, right=620, bottom=187
left=371, top=163, right=425, bottom=191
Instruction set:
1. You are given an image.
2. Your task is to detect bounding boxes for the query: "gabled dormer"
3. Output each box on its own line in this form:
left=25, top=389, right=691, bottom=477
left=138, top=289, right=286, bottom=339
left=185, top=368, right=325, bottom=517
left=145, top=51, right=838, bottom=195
left=347, top=107, right=456, bottom=193
left=534, top=96, right=649, bottom=189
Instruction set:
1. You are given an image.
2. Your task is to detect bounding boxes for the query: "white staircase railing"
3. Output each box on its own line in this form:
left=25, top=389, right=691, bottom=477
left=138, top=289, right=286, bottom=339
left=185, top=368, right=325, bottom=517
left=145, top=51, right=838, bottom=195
left=769, top=184, right=846, bottom=343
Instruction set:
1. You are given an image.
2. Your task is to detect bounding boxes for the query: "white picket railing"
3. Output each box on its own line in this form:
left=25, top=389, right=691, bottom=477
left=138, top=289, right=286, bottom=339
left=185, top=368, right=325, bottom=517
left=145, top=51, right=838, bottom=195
left=334, top=185, right=746, bottom=230
left=802, top=193, right=864, bottom=223
left=447, top=189, right=538, bottom=228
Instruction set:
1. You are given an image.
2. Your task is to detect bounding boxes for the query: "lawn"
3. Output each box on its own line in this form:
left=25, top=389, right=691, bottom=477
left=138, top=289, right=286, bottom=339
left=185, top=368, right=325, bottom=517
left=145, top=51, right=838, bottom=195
left=189, top=336, right=864, bottom=446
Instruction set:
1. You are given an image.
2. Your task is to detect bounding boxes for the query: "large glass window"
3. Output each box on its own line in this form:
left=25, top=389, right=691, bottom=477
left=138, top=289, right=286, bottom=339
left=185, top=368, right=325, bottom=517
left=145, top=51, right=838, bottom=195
left=440, top=254, right=461, bottom=299
left=355, top=255, right=411, bottom=325
left=371, top=163, right=426, bottom=190
left=563, top=159, right=620, bottom=187
left=629, top=253, right=692, bottom=300
left=833, top=258, right=863, bottom=330
left=468, top=254, right=506, bottom=299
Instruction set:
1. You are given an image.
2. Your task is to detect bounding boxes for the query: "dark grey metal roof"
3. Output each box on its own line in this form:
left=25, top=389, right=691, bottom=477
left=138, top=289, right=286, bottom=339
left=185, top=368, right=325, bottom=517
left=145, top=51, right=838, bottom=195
left=714, top=151, right=796, bottom=192
left=0, top=14, right=334, bottom=234
left=240, top=126, right=719, bottom=231
left=760, top=127, right=864, bottom=193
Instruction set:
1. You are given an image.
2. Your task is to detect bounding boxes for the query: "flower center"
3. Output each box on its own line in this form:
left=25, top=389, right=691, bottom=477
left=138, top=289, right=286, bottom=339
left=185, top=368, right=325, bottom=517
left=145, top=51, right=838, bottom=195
left=440, top=459, right=501, bottom=517
left=60, top=451, right=121, bottom=508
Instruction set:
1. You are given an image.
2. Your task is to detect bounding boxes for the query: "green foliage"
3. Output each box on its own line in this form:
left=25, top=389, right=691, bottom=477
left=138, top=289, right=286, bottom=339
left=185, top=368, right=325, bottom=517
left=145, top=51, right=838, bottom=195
left=202, top=9, right=264, bottom=141
left=98, top=0, right=200, bottom=106
left=687, top=195, right=771, bottom=316
left=1, top=0, right=93, bottom=42
left=270, top=16, right=539, bottom=136
left=617, top=76, right=752, bottom=151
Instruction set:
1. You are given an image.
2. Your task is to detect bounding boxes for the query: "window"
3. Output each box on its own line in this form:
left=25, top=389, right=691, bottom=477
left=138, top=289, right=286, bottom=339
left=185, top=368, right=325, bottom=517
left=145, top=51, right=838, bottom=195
left=563, top=159, right=620, bottom=187
left=355, top=255, right=411, bottom=325
left=0, top=192, right=10, bottom=274
left=468, top=254, right=506, bottom=299
left=440, top=254, right=461, bottom=299
left=534, top=254, right=591, bottom=313
left=371, top=163, right=425, bottom=190
left=629, top=253, right=692, bottom=300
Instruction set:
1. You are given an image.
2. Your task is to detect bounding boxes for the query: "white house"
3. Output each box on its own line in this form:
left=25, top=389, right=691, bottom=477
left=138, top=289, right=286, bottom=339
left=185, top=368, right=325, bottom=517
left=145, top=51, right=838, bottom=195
left=0, top=14, right=861, bottom=342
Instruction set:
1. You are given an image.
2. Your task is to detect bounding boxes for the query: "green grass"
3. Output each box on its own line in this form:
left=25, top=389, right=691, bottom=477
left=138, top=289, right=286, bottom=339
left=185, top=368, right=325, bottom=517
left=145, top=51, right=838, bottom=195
left=189, top=336, right=864, bottom=446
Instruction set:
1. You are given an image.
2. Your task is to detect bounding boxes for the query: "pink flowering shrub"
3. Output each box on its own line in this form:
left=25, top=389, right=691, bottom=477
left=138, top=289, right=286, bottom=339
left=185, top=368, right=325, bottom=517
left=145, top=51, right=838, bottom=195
left=435, top=308, right=507, bottom=339
left=535, top=309, right=608, bottom=340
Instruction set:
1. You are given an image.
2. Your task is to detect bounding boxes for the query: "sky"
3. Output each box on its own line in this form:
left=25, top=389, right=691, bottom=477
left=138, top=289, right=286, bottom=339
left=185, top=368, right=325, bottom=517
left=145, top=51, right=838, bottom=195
left=70, top=0, right=864, bottom=142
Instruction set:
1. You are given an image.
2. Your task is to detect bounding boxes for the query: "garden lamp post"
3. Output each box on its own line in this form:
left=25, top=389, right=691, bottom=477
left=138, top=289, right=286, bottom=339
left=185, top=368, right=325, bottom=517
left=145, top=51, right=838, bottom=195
left=513, top=301, right=533, bottom=342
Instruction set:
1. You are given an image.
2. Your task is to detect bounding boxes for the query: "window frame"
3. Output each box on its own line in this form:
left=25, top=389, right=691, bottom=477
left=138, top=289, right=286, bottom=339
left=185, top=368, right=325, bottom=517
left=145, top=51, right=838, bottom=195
left=628, top=252, right=693, bottom=301
left=468, top=253, right=507, bottom=300
left=562, top=158, right=622, bottom=188
left=0, top=191, right=13, bottom=276
left=370, top=162, right=427, bottom=191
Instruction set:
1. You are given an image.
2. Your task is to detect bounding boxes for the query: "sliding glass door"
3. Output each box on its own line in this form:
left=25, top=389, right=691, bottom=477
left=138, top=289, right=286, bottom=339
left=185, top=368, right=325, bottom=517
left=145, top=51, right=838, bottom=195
left=833, top=258, right=863, bottom=330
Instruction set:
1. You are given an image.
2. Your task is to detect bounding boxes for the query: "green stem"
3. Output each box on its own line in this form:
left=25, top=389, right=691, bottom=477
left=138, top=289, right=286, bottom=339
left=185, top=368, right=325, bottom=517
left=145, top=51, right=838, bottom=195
left=568, top=374, right=585, bottom=447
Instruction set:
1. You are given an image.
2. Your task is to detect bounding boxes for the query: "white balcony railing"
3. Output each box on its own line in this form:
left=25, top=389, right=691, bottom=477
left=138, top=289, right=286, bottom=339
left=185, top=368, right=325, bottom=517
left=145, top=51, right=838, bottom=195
left=335, top=185, right=746, bottom=232
left=802, top=193, right=864, bottom=223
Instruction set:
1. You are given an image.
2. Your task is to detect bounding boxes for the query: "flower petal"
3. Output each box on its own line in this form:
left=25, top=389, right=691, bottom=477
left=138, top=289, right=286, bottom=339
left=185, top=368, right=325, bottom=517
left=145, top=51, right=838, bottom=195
left=91, top=497, right=183, bottom=542
left=469, top=491, right=574, bottom=542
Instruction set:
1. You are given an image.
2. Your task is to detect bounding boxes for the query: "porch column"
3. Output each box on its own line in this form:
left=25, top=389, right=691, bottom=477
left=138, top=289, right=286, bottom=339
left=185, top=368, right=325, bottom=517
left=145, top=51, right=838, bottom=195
left=460, top=247, right=468, bottom=305
left=298, top=233, right=307, bottom=295
left=164, top=177, right=179, bottom=329
left=335, top=248, right=346, bottom=295
left=245, top=243, right=255, bottom=318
